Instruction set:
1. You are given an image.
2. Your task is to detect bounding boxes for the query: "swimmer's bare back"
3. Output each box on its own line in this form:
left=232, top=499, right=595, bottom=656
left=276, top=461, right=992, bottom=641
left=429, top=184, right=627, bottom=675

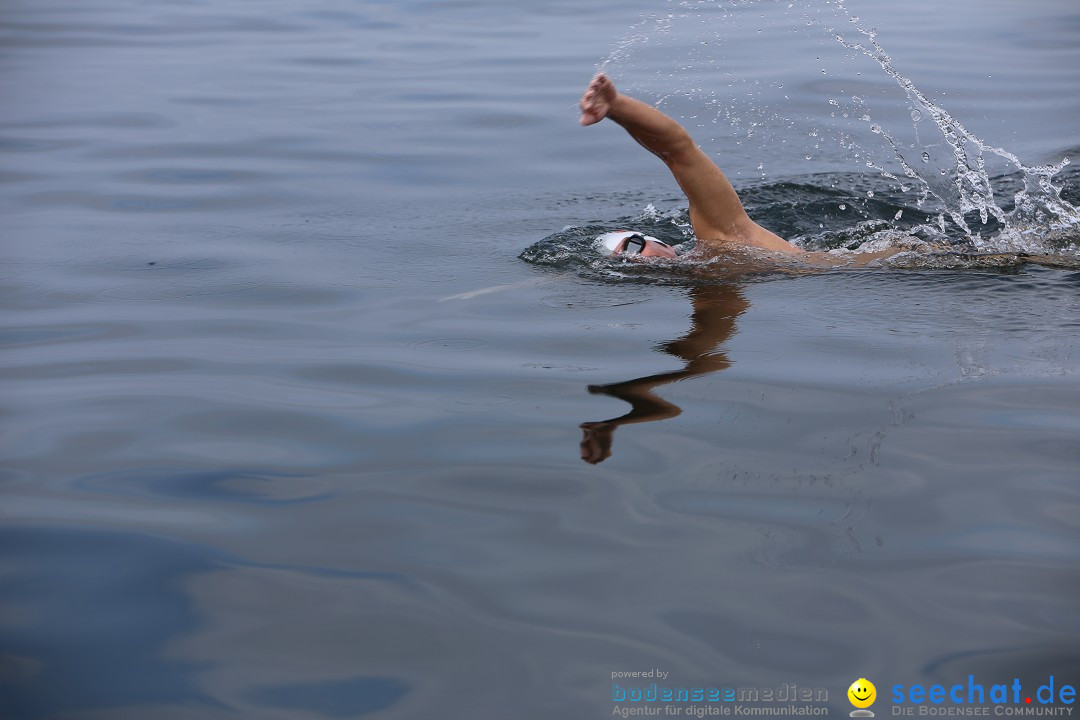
left=578, top=73, right=798, bottom=255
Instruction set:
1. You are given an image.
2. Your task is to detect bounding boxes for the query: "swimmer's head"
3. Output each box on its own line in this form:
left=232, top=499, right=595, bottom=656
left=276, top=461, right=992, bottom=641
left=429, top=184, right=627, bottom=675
left=598, top=230, right=678, bottom=259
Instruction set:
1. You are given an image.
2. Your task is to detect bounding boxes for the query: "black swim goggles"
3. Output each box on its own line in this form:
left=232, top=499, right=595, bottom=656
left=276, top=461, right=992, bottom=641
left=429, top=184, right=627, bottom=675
left=622, top=233, right=648, bottom=254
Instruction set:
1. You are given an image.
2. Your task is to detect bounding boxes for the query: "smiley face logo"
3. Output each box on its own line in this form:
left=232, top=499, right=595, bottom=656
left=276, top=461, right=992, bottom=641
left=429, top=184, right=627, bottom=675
left=848, top=678, right=877, bottom=709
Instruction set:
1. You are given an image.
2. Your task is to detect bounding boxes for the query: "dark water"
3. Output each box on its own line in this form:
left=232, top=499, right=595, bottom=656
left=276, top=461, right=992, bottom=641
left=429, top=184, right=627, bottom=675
left=2, top=0, right=1079, bottom=718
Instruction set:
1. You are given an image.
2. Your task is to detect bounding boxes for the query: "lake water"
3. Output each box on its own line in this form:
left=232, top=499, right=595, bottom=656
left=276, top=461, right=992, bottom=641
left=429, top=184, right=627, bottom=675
left=2, top=0, right=1079, bottom=718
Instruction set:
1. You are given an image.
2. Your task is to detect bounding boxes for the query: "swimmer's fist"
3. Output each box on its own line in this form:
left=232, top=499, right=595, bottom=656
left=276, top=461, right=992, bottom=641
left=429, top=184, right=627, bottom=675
left=579, top=421, right=616, bottom=464
left=579, top=73, right=617, bottom=126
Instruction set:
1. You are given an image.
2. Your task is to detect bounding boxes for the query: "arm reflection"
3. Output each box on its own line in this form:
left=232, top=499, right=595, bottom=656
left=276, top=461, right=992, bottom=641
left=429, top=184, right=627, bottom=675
left=580, top=283, right=750, bottom=464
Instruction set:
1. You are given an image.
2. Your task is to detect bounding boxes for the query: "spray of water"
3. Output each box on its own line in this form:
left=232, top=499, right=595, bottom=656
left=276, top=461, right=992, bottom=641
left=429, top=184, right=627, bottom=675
left=821, top=0, right=1078, bottom=251
left=596, top=0, right=1080, bottom=257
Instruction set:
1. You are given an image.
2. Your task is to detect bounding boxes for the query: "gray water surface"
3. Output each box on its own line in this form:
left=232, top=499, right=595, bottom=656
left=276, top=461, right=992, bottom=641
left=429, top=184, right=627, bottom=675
left=2, top=0, right=1079, bottom=718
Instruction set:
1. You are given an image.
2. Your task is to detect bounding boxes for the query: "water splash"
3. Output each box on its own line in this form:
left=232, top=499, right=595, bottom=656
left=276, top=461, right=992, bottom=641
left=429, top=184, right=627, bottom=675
left=819, top=0, right=1079, bottom=251
left=596, top=0, right=1080, bottom=259
left=522, top=179, right=1080, bottom=279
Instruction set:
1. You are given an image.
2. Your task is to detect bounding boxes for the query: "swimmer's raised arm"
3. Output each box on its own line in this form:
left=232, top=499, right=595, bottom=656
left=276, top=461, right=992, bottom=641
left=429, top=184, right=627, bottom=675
left=579, top=73, right=797, bottom=254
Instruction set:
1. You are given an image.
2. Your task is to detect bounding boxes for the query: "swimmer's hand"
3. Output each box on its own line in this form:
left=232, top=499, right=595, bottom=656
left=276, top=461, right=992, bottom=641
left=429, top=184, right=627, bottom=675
left=580, top=421, right=616, bottom=464
left=579, top=73, right=617, bottom=126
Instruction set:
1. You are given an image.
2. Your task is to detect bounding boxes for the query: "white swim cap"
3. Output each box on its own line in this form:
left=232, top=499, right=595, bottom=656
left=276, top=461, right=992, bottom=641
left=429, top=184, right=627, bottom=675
left=597, top=230, right=663, bottom=254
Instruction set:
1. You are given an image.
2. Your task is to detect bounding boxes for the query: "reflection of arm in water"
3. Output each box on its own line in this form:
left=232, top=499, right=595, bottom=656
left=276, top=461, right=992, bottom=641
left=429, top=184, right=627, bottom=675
left=579, top=73, right=798, bottom=255
left=579, top=285, right=750, bottom=464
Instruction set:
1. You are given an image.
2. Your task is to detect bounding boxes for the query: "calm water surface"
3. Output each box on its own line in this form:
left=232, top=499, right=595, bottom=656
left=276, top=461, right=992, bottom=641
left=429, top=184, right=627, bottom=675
left=2, top=0, right=1079, bottom=718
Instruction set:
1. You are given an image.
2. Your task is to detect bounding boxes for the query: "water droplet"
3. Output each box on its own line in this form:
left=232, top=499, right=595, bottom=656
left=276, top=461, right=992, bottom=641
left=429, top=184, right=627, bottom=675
left=806, top=155, right=812, bottom=160
left=821, top=68, right=827, bottom=74
left=894, top=210, right=903, bottom=220
left=940, top=169, right=947, bottom=175
left=867, top=190, right=875, bottom=198
left=1064, top=157, right=1072, bottom=165
left=839, top=204, right=847, bottom=210
left=911, top=109, right=922, bottom=122
left=922, top=151, right=930, bottom=163
left=870, top=124, right=881, bottom=134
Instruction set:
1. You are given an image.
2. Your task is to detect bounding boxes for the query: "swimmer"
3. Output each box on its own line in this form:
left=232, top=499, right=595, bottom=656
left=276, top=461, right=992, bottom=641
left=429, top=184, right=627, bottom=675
left=580, top=72, right=798, bottom=257
left=578, top=73, right=1078, bottom=269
